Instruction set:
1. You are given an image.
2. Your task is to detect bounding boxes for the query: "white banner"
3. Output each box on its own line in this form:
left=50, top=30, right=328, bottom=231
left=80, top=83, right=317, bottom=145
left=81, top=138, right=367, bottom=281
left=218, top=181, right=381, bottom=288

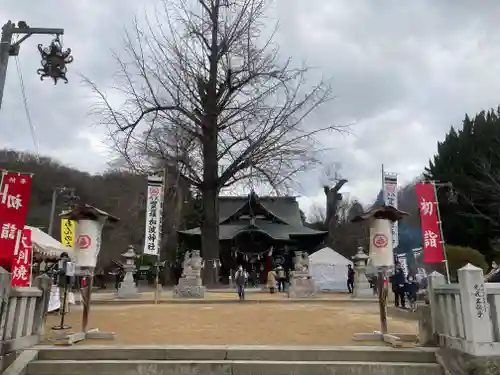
left=144, top=175, right=163, bottom=256
left=382, top=171, right=399, bottom=248
left=369, top=218, right=394, bottom=267
left=74, top=219, right=104, bottom=268
left=397, top=253, right=408, bottom=277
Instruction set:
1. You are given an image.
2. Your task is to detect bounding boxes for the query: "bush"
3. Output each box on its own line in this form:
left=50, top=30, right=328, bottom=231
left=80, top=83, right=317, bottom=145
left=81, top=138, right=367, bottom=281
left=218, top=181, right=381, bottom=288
left=446, top=245, right=488, bottom=281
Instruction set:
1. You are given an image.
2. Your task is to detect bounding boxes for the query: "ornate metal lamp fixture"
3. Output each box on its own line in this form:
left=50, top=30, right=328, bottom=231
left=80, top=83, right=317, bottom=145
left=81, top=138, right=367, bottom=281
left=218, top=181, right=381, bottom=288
left=37, top=35, right=73, bottom=84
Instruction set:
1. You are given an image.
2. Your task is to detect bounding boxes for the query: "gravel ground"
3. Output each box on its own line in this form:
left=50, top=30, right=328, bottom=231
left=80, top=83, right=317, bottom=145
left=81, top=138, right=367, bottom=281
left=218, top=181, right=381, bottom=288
left=44, top=302, right=418, bottom=346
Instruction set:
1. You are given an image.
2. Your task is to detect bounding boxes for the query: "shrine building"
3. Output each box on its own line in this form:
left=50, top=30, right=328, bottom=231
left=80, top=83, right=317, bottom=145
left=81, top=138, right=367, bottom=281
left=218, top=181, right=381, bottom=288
left=178, top=192, right=327, bottom=280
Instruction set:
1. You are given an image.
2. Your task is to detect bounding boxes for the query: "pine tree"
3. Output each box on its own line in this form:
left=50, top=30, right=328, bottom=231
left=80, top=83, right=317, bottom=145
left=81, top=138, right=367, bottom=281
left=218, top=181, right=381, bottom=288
left=425, top=108, right=500, bottom=261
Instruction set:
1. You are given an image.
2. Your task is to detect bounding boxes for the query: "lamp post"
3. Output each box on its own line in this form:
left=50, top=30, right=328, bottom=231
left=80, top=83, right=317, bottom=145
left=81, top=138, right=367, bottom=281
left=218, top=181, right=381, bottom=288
left=0, top=20, right=73, bottom=110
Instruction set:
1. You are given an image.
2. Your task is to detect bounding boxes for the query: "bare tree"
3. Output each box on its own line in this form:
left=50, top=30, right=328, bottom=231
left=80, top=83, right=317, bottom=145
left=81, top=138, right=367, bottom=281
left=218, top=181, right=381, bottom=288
left=309, top=203, right=326, bottom=224
left=85, top=0, right=344, bottom=284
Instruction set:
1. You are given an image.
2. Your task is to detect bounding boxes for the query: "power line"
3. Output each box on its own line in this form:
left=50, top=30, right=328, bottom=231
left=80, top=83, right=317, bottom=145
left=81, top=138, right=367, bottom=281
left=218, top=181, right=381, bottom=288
left=14, top=53, right=39, bottom=158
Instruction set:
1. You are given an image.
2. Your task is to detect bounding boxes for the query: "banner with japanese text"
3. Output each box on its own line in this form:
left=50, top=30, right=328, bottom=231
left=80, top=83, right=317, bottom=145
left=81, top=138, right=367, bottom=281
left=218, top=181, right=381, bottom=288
left=0, top=172, right=33, bottom=266
left=383, top=171, right=399, bottom=247
left=61, top=219, right=76, bottom=247
left=396, top=253, right=409, bottom=277
left=143, top=175, right=164, bottom=256
left=11, top=228, right=32, bottom=286
left=415, top=183, right=445, bottom=263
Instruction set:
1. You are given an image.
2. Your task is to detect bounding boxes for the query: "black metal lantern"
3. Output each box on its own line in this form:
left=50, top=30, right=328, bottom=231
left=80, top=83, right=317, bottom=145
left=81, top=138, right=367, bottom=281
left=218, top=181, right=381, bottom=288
left=447, top=188, right=458, bottom=204
left=37, top=35, right=73, bottom=84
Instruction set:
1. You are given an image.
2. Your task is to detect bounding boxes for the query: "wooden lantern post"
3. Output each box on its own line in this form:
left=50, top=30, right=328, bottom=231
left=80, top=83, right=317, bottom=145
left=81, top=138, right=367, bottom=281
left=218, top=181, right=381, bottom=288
left=57, top=204, right=119, bottom=345
left=351, top=204, right=417, bottom=347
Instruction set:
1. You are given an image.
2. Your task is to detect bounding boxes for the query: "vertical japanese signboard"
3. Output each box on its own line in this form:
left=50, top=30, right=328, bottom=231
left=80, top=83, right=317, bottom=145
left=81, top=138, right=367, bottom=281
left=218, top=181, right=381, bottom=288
left=0, top=172, right=33, bottom=265
left=143, top=175, right=164, bottom=256
left=11, top=228, right=32, bottom=286
left=396, top=253, right=409, bottom=277
left=61, top=219, right=76, bottom=247
left=382, top=171, right=399, bottom=248
left=415, top=183, right=445, bottom=263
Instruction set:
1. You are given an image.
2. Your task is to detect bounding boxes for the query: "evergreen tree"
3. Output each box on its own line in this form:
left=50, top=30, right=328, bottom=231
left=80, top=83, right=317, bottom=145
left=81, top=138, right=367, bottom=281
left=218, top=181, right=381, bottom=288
left=425, top=108, right=500, bottom=261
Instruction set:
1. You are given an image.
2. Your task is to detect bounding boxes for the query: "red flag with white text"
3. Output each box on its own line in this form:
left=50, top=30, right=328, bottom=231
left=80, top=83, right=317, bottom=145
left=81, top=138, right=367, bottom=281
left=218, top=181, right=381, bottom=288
left=11, top=228, right=32, bottom=286
left=0, top=172, right=33, bottom=268
left=415, top=183, right=445, bottom=263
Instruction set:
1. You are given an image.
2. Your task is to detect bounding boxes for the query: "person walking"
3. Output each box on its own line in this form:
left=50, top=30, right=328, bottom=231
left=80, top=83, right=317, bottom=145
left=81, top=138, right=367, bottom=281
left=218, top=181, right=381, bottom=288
left=347, top=264, right=355, bottom=294
left=390, top=263, right=406, bottom=308
left=405, top=275, right=419, bottom=312
left=276, top=265, right=286, bottom=292
left=235, top=265, right=248, bottom=300
left=267, top=268, right=277, bottom=294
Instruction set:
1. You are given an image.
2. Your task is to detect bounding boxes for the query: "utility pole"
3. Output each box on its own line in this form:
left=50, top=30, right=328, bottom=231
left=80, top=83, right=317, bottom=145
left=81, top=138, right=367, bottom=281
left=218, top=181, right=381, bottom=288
left=48, top=187, right=78, bottom=237
left=0, top=20, right=72, bottom=110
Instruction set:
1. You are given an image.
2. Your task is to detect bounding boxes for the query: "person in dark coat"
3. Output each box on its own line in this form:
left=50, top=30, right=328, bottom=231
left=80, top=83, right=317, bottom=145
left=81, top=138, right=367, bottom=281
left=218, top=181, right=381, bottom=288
left=347, top=264, right=355, bottom=294
left=390, top=264, right=406, bottom=308
left=405, top=275, right=419, bottom=311
left=486, top=261, right=500, bottom=282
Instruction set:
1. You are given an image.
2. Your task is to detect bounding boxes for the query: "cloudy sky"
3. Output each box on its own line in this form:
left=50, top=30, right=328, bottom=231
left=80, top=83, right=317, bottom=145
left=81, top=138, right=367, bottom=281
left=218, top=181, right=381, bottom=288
left=2, top=0, right=500, bottom=218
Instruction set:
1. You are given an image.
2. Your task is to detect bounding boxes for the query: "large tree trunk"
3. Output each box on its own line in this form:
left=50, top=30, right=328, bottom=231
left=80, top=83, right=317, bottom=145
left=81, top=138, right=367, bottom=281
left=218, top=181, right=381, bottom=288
left=201, top=0, right=221, bottom=287
left=201, top=185, right=219, bottom=286
left=201, top=125, right=220, bottom=286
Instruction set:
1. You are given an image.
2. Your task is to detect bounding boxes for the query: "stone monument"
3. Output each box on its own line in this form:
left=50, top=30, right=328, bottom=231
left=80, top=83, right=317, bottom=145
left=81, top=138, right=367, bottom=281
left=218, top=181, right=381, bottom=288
left=117, top=245, right=139, bottom=299
left=288, top=251, right=316, bottom=298
left=352, top=247, right=374, bottom=299
left=173, top=250, right=205, bottom=298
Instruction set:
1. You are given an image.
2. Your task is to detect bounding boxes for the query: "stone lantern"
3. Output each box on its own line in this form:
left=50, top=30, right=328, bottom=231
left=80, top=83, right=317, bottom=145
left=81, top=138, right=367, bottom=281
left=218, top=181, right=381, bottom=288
left=117, top=245, right=139, bottom=299
left=352, top=247, right=373, bottom=299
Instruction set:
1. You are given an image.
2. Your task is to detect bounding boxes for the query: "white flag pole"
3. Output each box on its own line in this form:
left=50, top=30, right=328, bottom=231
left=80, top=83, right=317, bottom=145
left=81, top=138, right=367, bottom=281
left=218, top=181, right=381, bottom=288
left=431, top=181, right=451, bottom=284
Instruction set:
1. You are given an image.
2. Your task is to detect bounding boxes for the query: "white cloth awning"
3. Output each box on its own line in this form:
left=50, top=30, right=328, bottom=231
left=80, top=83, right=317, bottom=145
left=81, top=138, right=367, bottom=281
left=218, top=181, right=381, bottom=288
left=26, top=226, right=74, bottom=257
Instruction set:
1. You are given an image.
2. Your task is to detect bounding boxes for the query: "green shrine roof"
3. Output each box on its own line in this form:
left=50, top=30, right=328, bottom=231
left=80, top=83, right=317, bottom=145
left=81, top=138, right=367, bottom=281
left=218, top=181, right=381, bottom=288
left=178, top=195, right=326, bottom=241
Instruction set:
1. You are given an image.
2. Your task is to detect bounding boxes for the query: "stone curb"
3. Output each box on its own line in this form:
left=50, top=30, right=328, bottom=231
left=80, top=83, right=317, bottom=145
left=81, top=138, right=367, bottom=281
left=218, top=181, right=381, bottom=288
left=2, top=349, right=38, bottom=375
left=76, top=298, right=378, bottom=306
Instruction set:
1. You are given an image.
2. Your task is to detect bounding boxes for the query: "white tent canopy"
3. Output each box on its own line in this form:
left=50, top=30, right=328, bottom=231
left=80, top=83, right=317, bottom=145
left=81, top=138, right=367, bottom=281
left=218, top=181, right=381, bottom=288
left=26, top=226, right=74, bottom=257
left=309, top=247, right=352, bottom=292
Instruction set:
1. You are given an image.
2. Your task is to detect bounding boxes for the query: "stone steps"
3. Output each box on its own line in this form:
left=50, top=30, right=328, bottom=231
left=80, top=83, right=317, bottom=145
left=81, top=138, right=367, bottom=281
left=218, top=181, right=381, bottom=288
left=28, top=359, right=443, bottom=375
left=26, top=346, right=443, bottom=375
left=35, top=345, right=438, bottom=363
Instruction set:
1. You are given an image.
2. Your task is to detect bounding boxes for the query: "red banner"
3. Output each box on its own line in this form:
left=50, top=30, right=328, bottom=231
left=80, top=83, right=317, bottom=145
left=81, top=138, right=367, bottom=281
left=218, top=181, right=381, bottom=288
left=415, top=183, right=445, bottom=263
left=0, top=172, right=33, bottom=267
left=11, top=228, right=32, bottom=286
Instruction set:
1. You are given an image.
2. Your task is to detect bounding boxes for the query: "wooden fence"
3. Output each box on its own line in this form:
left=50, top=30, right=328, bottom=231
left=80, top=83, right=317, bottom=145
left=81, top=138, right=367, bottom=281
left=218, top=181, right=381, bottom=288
left=428, top=263, right=500, bottom=356
left=0, top=266, right=51, bottom=367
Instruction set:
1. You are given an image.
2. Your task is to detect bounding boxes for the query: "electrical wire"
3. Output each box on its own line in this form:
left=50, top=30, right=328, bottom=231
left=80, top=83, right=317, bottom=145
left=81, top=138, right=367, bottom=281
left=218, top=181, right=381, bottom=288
left=14, top=54, right=40, bottom=159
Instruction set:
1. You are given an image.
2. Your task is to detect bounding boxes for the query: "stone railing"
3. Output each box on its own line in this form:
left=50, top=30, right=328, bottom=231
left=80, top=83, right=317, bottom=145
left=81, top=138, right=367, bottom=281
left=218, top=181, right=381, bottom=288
left=0, top=267, right=51, bottom=370
left=428, top=263, right=500, bottom=356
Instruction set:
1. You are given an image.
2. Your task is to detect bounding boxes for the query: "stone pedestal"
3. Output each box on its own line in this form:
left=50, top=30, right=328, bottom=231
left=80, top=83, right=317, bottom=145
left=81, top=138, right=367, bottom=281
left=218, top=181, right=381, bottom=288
left=288, top=271, right=316, bottom=298
left=352, top=247, right=374, bottom=299
left=173, top=250, right=205, bottom=298
left=173, top=273, right=206, bottom=298
left=117, top=245, right=139, bottom=299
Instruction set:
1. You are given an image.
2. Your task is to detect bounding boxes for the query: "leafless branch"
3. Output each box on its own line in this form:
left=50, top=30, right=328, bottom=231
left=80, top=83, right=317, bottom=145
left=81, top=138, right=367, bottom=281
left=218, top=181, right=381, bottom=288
left=85, top=0, right=346, bottom=194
